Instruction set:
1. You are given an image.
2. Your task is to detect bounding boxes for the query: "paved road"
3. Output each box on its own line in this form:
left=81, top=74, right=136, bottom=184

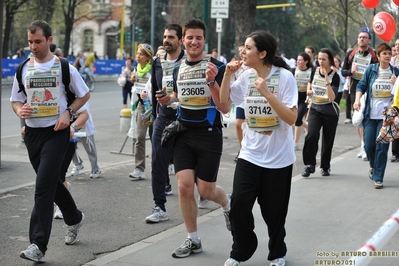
left=2, top=80, right=395, bottom=266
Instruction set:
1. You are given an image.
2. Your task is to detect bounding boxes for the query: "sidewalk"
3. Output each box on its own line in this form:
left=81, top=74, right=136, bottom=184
left=83, top=149, right=399, bottom=266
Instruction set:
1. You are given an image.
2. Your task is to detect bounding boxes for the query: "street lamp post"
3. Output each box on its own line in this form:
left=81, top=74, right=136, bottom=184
left=151, top=0, right=155, bottom=48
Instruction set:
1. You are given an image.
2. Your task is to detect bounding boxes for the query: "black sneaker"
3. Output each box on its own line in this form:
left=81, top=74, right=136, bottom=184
left=301, top=165, right=315, bottom=177
left=165, top=184, right=173, bottom=195
left=390, top=155, right=399, bottom=162
left=321, top=168, right=330, bottom=176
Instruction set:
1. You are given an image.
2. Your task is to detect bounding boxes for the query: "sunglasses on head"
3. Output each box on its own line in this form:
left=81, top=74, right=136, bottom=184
left=143, top=43, right=151, bottom=51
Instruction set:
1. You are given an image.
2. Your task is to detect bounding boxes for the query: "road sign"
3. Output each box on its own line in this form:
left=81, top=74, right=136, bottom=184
left=216, top=18, right=222, bottom=33
left=211, top=0, right=229, bottom=19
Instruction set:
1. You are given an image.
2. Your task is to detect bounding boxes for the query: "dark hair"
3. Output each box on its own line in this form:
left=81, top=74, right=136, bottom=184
left=376, top=42, right=391, bottom=56
left=183, top=19, right=206, bottom=39
left=305, top=46, right=315, bottom=54
left=165, top=24, right=183, bottom=40
left=126, top=56, right=133, bottom=63
left=318, top=48, right=335, bottom=67
left=298, top=52, right=313, bottom=69
left=50, top=44, right=56, bottom=53
left=247, top=30, right=290, bottom=70
left=334, top=56, right=342, bottom=65
left=27, top=20, right=52, bottom=39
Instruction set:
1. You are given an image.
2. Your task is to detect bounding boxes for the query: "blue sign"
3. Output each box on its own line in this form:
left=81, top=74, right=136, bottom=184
left=2, top=58, right=129, bottom=77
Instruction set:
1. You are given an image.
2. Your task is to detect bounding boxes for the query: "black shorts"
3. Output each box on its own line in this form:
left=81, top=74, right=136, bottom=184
left=173, top=127, right=222, bottom=182
left=236, top=106, right=245, bottom=120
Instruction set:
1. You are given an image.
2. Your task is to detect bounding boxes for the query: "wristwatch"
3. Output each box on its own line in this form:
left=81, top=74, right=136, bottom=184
left=206, top=80, right=216, bottom=87
left=66, top=107, right=75, bottom=117
left=71, top=124, right=79, bottom=131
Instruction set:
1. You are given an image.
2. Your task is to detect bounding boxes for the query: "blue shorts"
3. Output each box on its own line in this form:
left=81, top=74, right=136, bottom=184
left=236, top=107, right=245, bottom=120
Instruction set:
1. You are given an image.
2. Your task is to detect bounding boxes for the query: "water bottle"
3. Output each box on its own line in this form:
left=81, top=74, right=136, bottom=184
left=142, top=91, right=151, bottom=112
left=141, top=90, right=152, bottom=120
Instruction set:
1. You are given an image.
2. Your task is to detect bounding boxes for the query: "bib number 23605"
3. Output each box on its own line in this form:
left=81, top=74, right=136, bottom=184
left=181, top=87, right=205, bottom=96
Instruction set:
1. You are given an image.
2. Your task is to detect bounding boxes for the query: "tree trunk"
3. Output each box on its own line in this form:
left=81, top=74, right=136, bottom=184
left=231, top=0, right=257, bottom=58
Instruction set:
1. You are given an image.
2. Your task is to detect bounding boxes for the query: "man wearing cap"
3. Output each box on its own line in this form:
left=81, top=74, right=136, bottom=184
left=342, top=27, right=378, bottom=160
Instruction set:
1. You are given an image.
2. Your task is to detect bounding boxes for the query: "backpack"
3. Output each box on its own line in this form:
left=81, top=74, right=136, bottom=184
left=348, top=47, right=378, bottom=63
left=16, top=57, right=75, bottom=106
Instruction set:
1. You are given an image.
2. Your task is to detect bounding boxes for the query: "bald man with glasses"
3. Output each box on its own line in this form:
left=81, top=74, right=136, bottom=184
left=342, top=27, right=378, bottom=160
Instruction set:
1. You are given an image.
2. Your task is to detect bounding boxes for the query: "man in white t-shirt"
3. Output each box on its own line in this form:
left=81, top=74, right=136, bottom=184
left=11, top=20, right=90, bottom=263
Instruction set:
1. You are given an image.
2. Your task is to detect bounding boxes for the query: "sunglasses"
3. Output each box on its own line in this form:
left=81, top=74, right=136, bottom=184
left=143, top=43, right=151, bottom=51
left=359, top=27, right=370, bottom=33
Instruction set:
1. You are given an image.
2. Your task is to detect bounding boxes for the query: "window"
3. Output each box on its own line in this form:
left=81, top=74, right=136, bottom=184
left=83, top=29, right=94, bottom=51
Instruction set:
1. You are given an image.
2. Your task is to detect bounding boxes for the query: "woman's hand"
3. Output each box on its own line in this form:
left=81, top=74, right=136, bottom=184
left=353, top=100, right=361, bottom=111
left=224, top=60, right=243, bottom=76
left=390, top=74, right=397, bottom=85
left=254, top=77, right=272, bottom=98
left=140, top=91, right=148, bottom=100
left=130, top=72, right=136, bottom=83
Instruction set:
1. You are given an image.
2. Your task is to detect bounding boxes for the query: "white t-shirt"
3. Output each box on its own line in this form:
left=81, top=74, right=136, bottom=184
left=229, top=66, right=298, bottom=168
left=370, top=67, right=395, bottom=119
left=10, top=56, right=89, bottom=128
left=76, top=102, right=95, bottom=136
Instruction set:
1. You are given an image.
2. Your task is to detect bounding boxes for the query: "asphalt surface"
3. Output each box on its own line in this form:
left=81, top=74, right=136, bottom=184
left=1, top=78, right=398, bottom=266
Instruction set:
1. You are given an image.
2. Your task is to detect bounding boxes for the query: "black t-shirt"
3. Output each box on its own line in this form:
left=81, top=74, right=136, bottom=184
left=173, top=57, right=226, bottom=128
left=310, top=68, right=340, bottom=116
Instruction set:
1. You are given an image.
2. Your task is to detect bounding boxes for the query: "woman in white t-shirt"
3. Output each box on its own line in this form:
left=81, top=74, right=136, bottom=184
left=354, top=43, right=399, bottom=189
left=220, top=30, right=298, bottom=266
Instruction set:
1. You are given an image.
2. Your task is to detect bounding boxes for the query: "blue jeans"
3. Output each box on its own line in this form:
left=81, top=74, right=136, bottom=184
left=363, top=118, right=390, bottom=182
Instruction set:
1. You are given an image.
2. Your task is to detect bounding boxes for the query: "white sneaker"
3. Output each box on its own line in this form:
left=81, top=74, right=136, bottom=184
left=145, top=206, right=169, bottom=223
left=225, top=257, right=240, bottom=266
left=361, top=150, right=368, bottom=161
left=54, top=205, right=63, bottom=219
left=344, top=118, right=352, bottom=124
left=197, top=196, right=209, bottom=209
left=20, top=243, right=45, bottom=262
left=65, top=213, right=85, bottom=245
left=71, top=164, right=84, bottom=176
left=270, top=256, right=286, bottom=266
left=168, top=164, right=175, bottom=175
left=129, top=169, right=146, bottom=180
left=89, top=169, right=101, bottom=179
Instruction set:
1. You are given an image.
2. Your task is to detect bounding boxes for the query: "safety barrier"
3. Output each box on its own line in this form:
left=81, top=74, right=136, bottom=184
left=350, top=208, right=399, bottom=265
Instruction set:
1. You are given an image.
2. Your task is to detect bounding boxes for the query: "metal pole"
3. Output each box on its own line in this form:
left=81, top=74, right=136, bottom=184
left=151, top=0, right=155, bottom=48
left=373, top=8, right=376, bottom=48
left=132, top=23, right=136, bottom=58
left=217, top=31, right=221, bottom=61
left=120, top=2, right=125, bottom=59
left=0, top=0, right=3, bottom=167
left=202, top=0, right=209, bottom=53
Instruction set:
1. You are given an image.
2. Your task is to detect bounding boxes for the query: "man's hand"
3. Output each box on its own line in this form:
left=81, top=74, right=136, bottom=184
left=54, top=111, right=70, bottom=131
left=206, top=61, right=218, bottom=83
left=18, top=103, right=34, bottom=119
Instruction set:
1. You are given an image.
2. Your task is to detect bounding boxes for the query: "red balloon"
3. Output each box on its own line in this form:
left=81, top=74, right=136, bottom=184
left=393, top=0, right=399, bottom=7
left=372, top=12, right=396, bottom=42
left=362, top=0, right=379, bottom=8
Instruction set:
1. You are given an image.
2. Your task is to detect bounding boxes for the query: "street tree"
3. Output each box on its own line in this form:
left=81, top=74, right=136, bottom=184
left=3, top=0, right=29, bottom=58
left=231, top=0, right=257, bottom=58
